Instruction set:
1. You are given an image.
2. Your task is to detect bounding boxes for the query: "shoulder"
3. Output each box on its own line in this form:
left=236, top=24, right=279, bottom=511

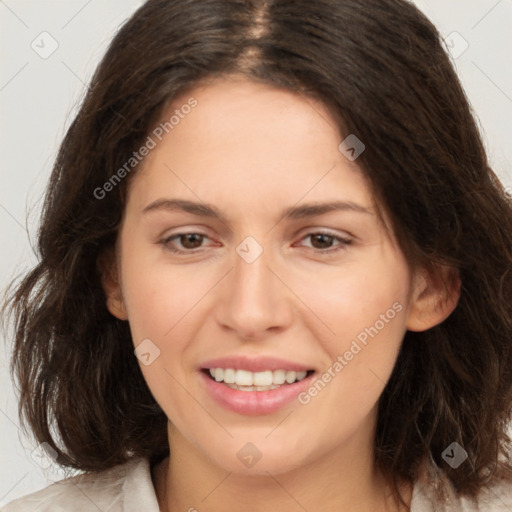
left=411, top=460, right=512, bottom=511
left=2, top=457, right=160, bottom=512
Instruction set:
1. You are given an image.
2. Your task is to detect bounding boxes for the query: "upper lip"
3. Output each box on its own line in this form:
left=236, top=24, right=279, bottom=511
left=200, top=355, right=314, bottom=373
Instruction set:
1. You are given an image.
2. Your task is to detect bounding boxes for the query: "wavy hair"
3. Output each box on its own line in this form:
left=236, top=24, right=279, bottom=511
left=3, top=0, right=512, bottom=505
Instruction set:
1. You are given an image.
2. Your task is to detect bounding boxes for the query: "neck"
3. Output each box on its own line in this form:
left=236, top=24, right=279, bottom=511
left=152, top=423, right=412, bottom=512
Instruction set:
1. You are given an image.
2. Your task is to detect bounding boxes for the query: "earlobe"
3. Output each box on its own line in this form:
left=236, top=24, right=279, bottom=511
left=106, top=295, right=128, bottom=320
left=406, top=264, right=461, bottom=332
left=97, top=248, right=129, bottom=321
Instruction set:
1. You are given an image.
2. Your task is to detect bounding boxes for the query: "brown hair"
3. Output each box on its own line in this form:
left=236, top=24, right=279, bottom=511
left=3, top=0, right=512, bottom=505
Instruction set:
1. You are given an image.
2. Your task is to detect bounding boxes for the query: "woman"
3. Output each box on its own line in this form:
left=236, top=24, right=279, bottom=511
left=2, top=0, right=512, bottom=510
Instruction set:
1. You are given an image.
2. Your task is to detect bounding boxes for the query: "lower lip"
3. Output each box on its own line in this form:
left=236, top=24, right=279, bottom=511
left=199, top=370, right=314, bottom=415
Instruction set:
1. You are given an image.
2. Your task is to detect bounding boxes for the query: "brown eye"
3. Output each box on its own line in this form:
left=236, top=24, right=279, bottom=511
left=297, top=232, right=352, bottom=253
left=161, top=232, right=211, bottom=253
left=178, top=233, right=205, bottom=249
left=309, top=233, right=335, bottom=249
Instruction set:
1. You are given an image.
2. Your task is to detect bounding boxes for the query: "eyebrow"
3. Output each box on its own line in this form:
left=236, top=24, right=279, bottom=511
left=141, top=198, right=372, bottom=222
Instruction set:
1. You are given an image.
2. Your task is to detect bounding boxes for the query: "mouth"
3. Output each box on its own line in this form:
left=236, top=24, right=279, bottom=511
left=201, top=368, right=316, bottom=392
left=198, top=355, right=317, bottom=414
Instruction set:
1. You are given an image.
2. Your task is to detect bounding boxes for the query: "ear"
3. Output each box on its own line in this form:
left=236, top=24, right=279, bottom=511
left=97, top=247, right=128, bottom=320
left=406, top=263, right=461, bottom=332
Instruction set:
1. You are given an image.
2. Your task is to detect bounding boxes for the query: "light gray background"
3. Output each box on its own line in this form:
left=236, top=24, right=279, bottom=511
left=1, top=0, right=511, bottom=504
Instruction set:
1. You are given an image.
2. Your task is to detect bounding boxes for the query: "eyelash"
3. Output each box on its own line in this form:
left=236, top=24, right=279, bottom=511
left=160, top=231, right=352, bottom=255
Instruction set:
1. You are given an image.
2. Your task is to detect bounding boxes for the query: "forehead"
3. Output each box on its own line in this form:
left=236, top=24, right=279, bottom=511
left=126, top=76, right=373, bottom=216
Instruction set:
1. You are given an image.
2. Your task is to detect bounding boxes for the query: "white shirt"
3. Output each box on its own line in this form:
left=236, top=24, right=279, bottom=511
left=2, top=457, right=511, bottom=511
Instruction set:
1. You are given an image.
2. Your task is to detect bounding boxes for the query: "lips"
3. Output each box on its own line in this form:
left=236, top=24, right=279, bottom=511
left=200, top=355, right=314, bottom=373
left=198, top=355, right=316, bottom=415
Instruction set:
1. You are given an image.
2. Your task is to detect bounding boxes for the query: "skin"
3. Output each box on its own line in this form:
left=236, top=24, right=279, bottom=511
left=102, top=75, right=460, bottom=512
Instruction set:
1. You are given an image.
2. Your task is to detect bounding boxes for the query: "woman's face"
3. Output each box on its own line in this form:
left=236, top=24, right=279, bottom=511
left=107, top=75, right=429, bottom=475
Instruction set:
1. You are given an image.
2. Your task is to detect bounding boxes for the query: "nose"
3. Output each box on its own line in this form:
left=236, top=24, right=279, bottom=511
left=214, top=242, right=293, bottom=341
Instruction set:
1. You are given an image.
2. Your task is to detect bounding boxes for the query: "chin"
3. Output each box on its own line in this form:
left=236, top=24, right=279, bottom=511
left=201, top=436, right=315, bottom=476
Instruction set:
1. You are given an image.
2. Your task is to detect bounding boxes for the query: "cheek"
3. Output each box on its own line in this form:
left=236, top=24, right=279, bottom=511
left=119, top=243, right=209, bottom=342
left=292, top=254, right=409, bottom=404
left=291, top=256, right=409, bottom=347
left=120, top=256, right=207, bottom=418
left=118, top=247, right=219, bottom=405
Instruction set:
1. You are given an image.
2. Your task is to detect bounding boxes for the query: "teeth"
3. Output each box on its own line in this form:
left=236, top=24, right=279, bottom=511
left=285, top=371, right=297, bottom=384
left=235, top=369, right=253, bottom=386
left=253, top=370, right=273, bottom=386
left=223, top=368, right=236, bottom=384
left=273, top=369, right=286, bottom=385
left=208, top=368, right=309, bottom=387
left=225, top=383, right=281, bottom=391
left=296, top=371, right=307, bottom=381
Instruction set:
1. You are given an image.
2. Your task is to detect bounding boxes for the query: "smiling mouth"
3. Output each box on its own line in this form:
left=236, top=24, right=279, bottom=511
left=202, top=368, right=316, bottom=392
